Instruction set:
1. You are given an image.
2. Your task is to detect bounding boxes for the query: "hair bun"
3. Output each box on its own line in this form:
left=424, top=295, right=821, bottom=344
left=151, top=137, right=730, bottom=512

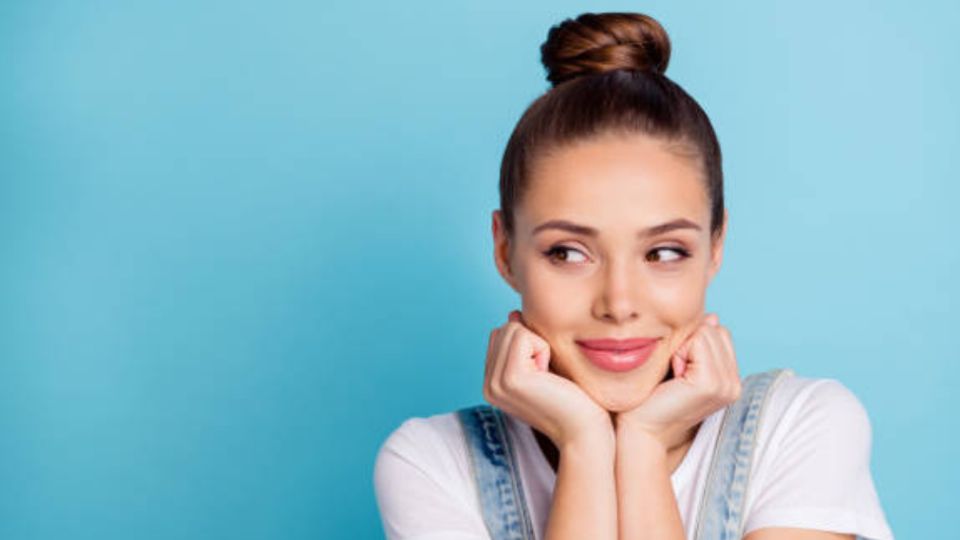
left=540, top=12, right=671, bottom=86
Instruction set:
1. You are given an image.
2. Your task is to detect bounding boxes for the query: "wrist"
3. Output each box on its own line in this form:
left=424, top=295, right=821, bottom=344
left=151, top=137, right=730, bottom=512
left=615, top=420, right=669, bottom=459
left=617, top=414, right=699, bottom=452
left=559, top=424, right=616, bottom=458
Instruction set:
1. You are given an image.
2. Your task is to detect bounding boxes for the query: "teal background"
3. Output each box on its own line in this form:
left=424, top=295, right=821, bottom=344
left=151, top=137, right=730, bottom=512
left=2, top=0, right=956, bottom=538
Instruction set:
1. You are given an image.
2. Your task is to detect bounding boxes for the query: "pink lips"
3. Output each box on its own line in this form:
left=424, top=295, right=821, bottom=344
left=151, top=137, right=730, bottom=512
left=575, top=337, right=660, bottom=373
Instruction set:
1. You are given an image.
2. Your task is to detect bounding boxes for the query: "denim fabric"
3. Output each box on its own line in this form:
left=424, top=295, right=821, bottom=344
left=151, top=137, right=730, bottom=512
left=457, top=405, right=536, bottom=540
left=692, top=368, right=793, bottom=539
left=458, top=368, right=798, bottom=540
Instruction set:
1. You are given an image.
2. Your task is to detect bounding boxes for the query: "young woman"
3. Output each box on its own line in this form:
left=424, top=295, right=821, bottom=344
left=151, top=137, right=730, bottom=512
left=374, top=12, right=894, bottom=540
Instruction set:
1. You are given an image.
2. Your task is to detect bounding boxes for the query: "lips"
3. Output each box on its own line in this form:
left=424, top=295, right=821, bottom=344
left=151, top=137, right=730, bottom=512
left=576, top=337, right=659, bottom=351
left=575, top=337, right=660, bottom=373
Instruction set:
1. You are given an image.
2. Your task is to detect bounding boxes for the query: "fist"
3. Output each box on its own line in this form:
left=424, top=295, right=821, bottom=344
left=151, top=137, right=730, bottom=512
left=615, top=313, right=741, bottom=450
left=483, top=310, right=613, bottom=449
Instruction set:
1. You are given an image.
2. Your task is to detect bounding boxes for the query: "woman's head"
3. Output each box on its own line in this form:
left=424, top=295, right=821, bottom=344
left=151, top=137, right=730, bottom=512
left=492, top=12, right=728, bottom=412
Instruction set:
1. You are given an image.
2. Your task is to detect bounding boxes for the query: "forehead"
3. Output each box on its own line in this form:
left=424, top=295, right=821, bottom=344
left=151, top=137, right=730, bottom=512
left=521, top=133, right=709, bottom=231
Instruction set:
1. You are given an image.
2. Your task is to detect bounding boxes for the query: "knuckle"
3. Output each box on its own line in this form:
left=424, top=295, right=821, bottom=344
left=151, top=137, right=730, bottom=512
left=487, top=380, right=503, bottom=399
left=501, top=373, right=520, bottom=393
left=487, top=332, right=499, bottom=353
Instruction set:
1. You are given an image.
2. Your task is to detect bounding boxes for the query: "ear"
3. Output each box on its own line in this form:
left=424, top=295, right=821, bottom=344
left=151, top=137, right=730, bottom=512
left=707, top=208, right=727, bottom=283
left=492, top=210, right=520, bottom=293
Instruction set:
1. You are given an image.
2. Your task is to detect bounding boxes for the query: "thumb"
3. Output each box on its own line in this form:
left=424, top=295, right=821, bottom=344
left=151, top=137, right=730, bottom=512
left=515, top=329, right=551, bottom=372
left=507, top=311, right=549, bottom=371
left=672, top=336, right=694, bottom=378
left=530, top=333, right=551, bottom=371
left=672, top=351, right=686, bottom=378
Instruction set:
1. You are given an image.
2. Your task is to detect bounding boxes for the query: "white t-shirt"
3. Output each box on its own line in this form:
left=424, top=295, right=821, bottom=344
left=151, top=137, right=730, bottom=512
left=374, top=372, right=895, bottom=540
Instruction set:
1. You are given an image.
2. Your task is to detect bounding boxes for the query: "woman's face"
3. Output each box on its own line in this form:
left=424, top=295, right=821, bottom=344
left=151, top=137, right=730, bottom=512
left=492, top=132, right=727, bottom=413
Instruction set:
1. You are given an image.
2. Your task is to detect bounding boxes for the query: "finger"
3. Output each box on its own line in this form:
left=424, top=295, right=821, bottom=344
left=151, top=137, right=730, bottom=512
left=528, top=329, right=551, bottom=371
left=673, top=313, right=715, bottom=379
left=685, top=323, right=725, bottom=385
left=699, top=322, right=739, bottom=401
left=499, top=325, right=529, bottom=392
left=485, top=327, right=509, bottom=395
left=716, top=325, right=740, bottom=386
left=484, top=328, right=499, bottom=385
left=672, top=349, right=686, bottom=378
left=671, top=326, right=698, bottom=377
left=508, top=310, right=521, bottom=323
left=490, top=323, right=520, bottom=396
left=702, top=317, right=736, bottom=384
left=503, top=325, right=550, bottom=382
left=699, top=326, right=729, bottom=392
left=678, top=329, right=709, bottom=382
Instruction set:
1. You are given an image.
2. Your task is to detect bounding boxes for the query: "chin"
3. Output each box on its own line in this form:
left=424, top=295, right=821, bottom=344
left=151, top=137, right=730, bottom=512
left=574, top=365, right=668, bottom=414
left=553, top=349, right=669, bottom=413
left=587, top=385, right=650, bottom=413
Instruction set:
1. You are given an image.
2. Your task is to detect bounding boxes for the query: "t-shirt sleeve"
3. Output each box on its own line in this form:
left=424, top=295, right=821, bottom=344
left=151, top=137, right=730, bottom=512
left=742, top=378, right=895, bottom=540
left=373, top=417, right=489, bottom=540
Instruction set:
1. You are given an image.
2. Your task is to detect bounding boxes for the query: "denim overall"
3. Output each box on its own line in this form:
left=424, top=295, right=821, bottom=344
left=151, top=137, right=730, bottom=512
left=456, top=368, right=795, bottom=540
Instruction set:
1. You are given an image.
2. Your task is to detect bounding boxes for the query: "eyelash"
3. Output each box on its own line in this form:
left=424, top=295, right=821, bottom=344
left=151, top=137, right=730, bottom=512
left=542, top=245, right=691, bottom=265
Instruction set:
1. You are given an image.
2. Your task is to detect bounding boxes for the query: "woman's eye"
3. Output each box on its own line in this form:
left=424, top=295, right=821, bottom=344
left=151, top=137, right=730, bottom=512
left=543, top=246, right=588, bottom=264
left=646, top=246, right=691, bottom=263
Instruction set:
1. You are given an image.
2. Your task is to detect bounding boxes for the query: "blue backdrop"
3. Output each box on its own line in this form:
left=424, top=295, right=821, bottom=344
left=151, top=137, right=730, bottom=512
left=2, top=0, right=957, bottom=538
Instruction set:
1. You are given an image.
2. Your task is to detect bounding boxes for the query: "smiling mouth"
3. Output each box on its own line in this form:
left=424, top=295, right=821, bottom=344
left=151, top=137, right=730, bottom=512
left=575, top=337, right=660, bottom=351
left=575, top=339, right=659, bottom=373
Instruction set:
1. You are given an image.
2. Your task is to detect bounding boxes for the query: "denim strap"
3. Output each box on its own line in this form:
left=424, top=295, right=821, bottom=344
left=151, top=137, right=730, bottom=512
left=692, top=367, right=794, bottom=540
left=458, top=368, right=796, bottom=540
left=457, top=405, right=536, bottom=540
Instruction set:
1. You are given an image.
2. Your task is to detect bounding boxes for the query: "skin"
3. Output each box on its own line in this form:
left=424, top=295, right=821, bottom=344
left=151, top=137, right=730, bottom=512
left=485, top=132, right=854, bottom=540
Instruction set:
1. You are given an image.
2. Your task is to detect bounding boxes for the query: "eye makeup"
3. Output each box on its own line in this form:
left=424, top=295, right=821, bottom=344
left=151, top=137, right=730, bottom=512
left=540, top=244, right=692, bottom=266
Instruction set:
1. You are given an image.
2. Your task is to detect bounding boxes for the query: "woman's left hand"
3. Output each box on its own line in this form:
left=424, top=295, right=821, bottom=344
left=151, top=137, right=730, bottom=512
left=614, top=313, right=742, bottom=451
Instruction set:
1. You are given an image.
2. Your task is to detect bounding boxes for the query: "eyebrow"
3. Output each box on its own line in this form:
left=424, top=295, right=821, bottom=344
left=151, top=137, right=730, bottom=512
left=531, top=218, right=702, bottom=238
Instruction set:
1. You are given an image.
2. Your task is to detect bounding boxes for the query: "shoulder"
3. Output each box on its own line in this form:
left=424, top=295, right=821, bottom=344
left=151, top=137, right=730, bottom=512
left=373, top=410, right=489, bottom=538
left=761, top=368, right=865, bottom=408
left=374, top=410, right=472, bottom=487
left=742, top=370, right=894, bottom=539
left=376, top=411, right=465, bottom=458
left=761, top=370, right=873, bottom=452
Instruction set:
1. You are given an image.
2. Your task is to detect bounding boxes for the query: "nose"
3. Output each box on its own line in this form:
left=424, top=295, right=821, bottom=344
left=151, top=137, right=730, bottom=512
left=592, top=257, right=640, bottom=324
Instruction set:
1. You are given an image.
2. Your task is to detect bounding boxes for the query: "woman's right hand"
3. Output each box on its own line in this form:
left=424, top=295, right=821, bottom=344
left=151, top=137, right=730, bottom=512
left=483, top=310, right=614, bottom=450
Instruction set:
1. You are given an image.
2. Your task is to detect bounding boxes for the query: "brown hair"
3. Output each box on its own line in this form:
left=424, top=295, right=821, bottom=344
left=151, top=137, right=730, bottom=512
left=499, top=12, right=724, bottom=241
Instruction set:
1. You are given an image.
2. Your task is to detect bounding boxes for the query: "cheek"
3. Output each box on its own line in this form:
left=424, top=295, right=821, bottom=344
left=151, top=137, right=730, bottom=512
left=644, top=272, right=707, bottom=326
left=518, top=267, right=591, bottom=330
left=516, top=258, right=710, bottom=334
left=643, top=271, right=708, bottom=357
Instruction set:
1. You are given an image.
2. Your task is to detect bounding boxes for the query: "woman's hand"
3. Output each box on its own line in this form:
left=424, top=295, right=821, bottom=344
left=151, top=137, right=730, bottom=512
left=484, top=310, right=614, bottom=450
left=614, top=313, right=742, bottom=451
